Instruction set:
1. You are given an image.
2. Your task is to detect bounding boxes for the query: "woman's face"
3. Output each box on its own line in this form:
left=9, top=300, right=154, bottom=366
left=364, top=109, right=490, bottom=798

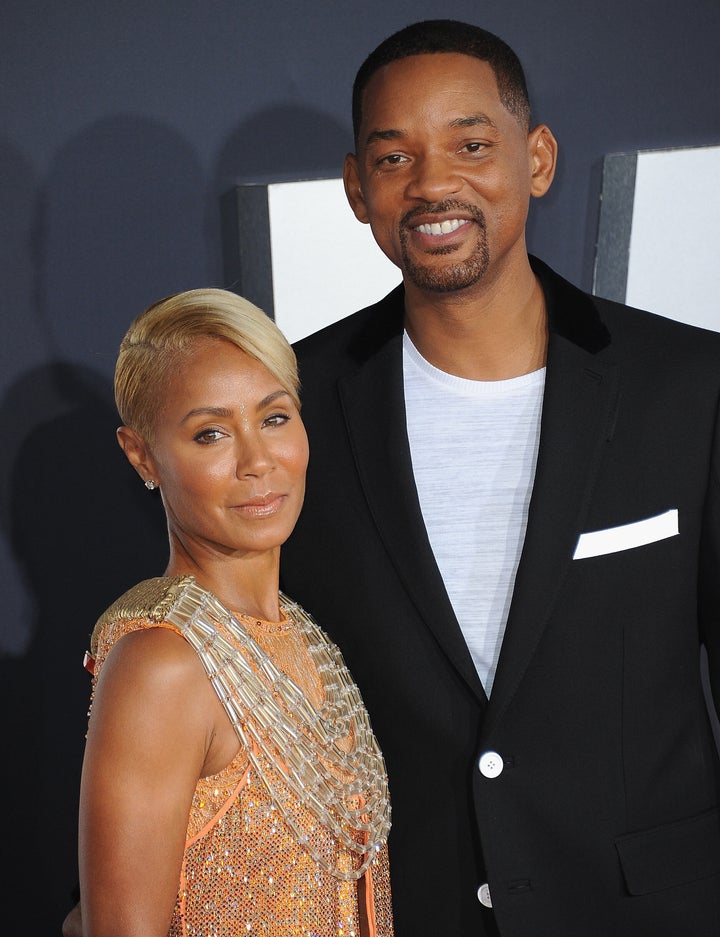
left=140, top=337, right=308, bottom=563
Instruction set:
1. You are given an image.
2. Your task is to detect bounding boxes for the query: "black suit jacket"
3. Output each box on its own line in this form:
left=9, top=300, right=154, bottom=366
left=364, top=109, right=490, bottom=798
left=281, top=258, right=720, bottom=937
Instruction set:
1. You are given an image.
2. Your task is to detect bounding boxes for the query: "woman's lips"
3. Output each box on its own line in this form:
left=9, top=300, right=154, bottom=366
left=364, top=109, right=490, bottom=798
left=232, top=493, right=286, bottom=517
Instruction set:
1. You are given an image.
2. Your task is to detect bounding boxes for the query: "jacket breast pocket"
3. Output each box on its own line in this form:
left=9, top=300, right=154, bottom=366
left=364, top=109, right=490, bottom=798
left=573, top=508, right=679, bottom=560
left=615, top=807, right=720, bottom=895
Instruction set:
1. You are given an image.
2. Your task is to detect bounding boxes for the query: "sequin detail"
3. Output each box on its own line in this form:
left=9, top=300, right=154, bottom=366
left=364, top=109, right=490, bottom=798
left=90, top=577, right=394, bottom=936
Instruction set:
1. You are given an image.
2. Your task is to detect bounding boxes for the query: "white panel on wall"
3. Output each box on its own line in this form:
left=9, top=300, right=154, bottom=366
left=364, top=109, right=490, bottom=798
left=228, top=178, right=401, bottom=344
left=594, top=144, right=720, bottom=332
left=626, top=146, right=720, bottom=329
left=268, top=178, right=400, bottom=343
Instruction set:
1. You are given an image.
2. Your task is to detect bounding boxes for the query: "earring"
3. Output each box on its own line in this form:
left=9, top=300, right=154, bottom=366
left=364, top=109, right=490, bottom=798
left=145, top=479, right=157, bottom=490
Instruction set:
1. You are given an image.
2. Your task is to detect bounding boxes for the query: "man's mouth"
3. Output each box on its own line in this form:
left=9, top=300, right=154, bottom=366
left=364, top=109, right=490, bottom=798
left=413, top=218, right=470, bottom=236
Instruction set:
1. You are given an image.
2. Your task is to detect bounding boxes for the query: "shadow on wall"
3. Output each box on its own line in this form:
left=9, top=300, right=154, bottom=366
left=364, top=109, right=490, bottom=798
left=0, top=115, right=208, bottom=935
left=211, top=104, right=352, bottom=302
left=214, top=102, right=352, bottom=190
left=0, top=364, right=169, bottom=934
left=34, top=114, right=211, bottom=367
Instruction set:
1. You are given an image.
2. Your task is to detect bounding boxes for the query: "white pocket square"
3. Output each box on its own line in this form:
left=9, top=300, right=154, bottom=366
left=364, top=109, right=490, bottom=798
left=573, top=508, right=679, bottom=560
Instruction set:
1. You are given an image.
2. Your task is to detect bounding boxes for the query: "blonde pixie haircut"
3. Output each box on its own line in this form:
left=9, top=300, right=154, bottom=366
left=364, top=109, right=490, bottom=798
left=115, top=288, right=300, bottom=443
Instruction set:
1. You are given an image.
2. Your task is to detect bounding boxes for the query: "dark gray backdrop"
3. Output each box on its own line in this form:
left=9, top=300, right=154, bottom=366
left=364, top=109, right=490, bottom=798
left=1, top=1, right=719, bottom=933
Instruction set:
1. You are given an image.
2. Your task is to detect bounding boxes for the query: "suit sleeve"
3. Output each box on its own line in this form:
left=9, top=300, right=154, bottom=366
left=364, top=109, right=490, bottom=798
left=699, top=392, right=720, bottom=726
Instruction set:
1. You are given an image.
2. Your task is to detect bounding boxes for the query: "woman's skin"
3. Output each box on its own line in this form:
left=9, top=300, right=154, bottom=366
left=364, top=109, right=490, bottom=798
left=78, top=338, right=309, bottom=937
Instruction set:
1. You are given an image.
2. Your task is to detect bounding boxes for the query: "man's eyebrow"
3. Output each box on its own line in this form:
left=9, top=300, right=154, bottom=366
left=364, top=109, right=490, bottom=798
left=364, top=114, right=498, bottom=148
left=450, top=114, right=498, bottom=130
left=364, top=128, right=406, bottom=148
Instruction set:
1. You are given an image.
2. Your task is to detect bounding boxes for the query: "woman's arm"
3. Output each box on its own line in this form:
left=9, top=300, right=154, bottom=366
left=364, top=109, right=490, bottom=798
left=78, top=626, right=219, bottom=937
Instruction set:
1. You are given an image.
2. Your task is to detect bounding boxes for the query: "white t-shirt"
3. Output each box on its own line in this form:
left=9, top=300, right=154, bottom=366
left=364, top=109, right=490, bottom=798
left=403, top=332, right=545, bottom=695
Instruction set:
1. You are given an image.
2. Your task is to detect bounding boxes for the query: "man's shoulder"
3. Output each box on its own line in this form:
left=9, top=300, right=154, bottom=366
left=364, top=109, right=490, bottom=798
left=534, top=256, right=720, bottom=361
left=594, top=291, right=720, bottom=359
left=293, top=284, right=405, bottom=368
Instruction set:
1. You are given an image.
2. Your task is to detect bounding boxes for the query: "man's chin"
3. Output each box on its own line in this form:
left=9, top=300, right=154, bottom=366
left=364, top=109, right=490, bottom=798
left=404, top=261, right=489, bottom=294
left=401, top=241, right=490, bottom=293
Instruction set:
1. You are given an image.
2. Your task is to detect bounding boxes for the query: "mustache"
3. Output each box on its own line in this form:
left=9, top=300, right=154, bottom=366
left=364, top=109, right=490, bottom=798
left=401, top=199, right=486, bottom=229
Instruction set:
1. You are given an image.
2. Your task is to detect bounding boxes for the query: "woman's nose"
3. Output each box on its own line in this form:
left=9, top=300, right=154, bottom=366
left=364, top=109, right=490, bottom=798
left=234, top=434, right=274, bottom=478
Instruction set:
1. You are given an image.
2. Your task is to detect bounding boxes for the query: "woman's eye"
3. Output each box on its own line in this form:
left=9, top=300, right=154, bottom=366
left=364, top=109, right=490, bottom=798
left=264, top=412, right=290, bottom=427
left=194, top=428, right=224, bottom=444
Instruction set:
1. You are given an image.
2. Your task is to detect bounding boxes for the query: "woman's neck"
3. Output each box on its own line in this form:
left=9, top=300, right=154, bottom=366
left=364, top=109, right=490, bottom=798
left=165, top=540, right=282, bottom=622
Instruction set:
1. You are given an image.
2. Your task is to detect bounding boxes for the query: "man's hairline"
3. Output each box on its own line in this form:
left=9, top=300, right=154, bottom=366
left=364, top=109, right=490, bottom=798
left=352, top=51, right=530, bottom=153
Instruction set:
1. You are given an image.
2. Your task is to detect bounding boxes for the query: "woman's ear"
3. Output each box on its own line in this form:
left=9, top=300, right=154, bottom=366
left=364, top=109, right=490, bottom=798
left=528, top=124, right=558, bottom=198
left=116, top=426, right=159, bottom=488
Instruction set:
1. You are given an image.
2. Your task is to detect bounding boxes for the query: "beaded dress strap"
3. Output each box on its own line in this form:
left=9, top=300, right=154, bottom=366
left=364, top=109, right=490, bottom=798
left=91, top=575, right=391, bottom=881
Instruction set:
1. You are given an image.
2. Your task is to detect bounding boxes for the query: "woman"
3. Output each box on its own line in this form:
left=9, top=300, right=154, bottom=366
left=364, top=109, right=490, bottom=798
left=77, top=289, right=393, bottom=936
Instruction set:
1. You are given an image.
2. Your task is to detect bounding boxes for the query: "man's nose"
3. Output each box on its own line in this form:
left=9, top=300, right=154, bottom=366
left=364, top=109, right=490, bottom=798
left=404, top=152, right=462, bottom=202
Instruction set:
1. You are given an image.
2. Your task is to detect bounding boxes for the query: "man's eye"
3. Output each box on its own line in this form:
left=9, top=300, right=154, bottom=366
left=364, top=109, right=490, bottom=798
left=378, top=153, right=407, bottom=165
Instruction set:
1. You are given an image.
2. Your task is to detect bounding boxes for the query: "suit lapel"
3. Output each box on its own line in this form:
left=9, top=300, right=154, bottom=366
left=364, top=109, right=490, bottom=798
left=485, top=262, right=619, bottom=730
left=334, top=263, right=618, bottom=719
left=338, top=328, right=487, bottom=703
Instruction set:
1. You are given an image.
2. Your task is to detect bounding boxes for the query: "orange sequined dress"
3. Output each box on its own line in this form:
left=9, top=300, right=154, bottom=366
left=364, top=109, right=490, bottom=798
left=88, top=576, right=394, bottom=937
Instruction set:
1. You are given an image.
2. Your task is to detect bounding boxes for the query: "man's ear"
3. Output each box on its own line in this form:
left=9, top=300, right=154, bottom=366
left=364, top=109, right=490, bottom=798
left=528, top=124, right=558, bottom=198
left=116, top=426, right=158, bottom=487
left=343, top=152, right=370, bottom=224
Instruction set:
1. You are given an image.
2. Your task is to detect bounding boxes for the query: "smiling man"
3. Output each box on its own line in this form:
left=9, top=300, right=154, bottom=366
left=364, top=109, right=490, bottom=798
left=281, top=18, right=720, bottom=937
left=343, top=47, right=555, bottom=384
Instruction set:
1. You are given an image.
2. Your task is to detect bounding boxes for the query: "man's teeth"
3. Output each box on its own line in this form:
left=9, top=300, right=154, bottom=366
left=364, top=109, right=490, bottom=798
left=415, top=218, right=468, bottom=236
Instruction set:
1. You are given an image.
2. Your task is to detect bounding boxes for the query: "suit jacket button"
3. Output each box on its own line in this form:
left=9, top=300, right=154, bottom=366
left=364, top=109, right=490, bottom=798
left=478, top=750, right=504, bottom=778
left=477, top=882, right=493, bottom=907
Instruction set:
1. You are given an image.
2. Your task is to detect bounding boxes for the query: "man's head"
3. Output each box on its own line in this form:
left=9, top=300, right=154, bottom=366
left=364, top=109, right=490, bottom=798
left=344, top=21, right=556, bottom=298
left=352, top=19, right=531, bottom=149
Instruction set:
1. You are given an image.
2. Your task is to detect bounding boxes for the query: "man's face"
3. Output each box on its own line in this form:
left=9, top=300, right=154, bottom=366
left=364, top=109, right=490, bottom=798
left=345, top=52, right=552, bottom=296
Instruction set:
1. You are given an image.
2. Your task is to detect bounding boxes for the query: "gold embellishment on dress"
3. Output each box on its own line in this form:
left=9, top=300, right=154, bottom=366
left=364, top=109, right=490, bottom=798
left=92, top=575, right=391, bottom=882
left=233, top=608, right=294, bottom=634
left=164, top=578, right=391, bottom=881
left=91, top=577, right=190, bottom=653
left=239, top=614, right=327, bottom=713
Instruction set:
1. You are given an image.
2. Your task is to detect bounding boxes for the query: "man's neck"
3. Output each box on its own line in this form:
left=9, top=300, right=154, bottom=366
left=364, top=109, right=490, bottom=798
left=403, top=261, right=548, bottom=381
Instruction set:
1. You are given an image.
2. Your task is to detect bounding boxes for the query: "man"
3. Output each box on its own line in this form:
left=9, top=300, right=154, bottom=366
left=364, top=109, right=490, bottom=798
left=281, top=18, right=720, bottom=937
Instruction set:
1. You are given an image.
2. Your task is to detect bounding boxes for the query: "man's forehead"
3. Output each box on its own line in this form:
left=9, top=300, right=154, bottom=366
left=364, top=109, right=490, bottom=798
left=363, top=53, right=497, bottom=102
left=359, top=54, right=501, bottom=126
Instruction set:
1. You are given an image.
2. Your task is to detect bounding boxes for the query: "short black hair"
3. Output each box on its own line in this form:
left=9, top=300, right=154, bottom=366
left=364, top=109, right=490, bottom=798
left=352, top=19, right=531, bottom=147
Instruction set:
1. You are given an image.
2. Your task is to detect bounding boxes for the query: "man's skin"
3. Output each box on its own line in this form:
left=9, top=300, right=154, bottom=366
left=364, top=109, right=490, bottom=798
left=343, top=52, right=557, bottom=381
